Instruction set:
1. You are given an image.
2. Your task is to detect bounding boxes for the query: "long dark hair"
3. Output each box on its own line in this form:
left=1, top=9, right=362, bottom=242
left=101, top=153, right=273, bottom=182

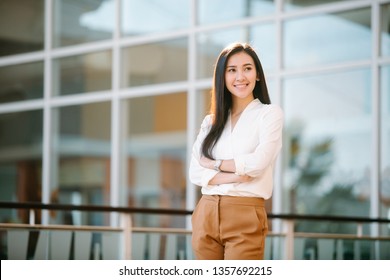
left=201, top=42, right=271, bottom=159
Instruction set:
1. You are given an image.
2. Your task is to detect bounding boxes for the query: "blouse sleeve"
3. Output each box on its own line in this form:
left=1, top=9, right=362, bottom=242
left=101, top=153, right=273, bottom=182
left=189, top=115, right=219, bottom=187
left=234, top=105, right=284, bottom=177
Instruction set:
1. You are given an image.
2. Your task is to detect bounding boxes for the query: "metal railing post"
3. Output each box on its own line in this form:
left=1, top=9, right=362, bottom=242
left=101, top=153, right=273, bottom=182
left=284, top=219, right=295, bottom=260
left=29, top=209, right=35, bottom=225
left=121, top=213, right=132, bottom=260
left=357, top=223, right=363, bottom=237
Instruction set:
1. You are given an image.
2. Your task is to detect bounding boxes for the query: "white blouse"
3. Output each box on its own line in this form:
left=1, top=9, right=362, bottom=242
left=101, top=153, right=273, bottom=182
left=189, top=99, right=283, bottom=199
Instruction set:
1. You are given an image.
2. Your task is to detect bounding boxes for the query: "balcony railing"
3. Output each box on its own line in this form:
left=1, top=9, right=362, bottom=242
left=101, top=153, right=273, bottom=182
left=0, top=201, right=389, bottom=260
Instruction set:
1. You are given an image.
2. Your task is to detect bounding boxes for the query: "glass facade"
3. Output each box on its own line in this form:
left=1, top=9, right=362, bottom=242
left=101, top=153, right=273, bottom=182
left=50, top=102, right=111, bottom=225
left=283, top=68, right=372, bottom=225
left=0, top=110, right=43, bottom=223
left=121, top=0, right=190, bottom=36
left=53, top=50, right=112, bottom=96
left=382, top=3, right=390, bottom=57
left=197, top=23, right=276, bottom=79
left=121, top=39, right=188, bottom=87
left=284, top=8, right=371, bottom=69
left=198, top=0, right=275, bottom=25
left=0, top=0, right=389, bottom=249
left=0, top=62, right=44, bottom=103
left=120, top=92, right=187, bottom=228
left=284, top=0, right=354, bottom=10
left=53, top=0, right=114, bottom=47
left=0, top=0, right=44, bottom=57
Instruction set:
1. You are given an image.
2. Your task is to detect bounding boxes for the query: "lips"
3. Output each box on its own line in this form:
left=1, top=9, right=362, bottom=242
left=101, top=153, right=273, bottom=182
left=234, top=84, right=249, bottom=88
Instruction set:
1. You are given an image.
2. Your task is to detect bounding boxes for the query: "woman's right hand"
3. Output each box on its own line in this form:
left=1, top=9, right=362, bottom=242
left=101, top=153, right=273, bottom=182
left=208, top=172, right=253, bottom=185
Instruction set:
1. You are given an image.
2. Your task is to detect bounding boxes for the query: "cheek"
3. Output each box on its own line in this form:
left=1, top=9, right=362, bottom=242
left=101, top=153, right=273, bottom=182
left=249, top=72, right=258, bottom=82
left=224, top=75, right=235, bottom=88
left=225, top=73, right=234, bottom=83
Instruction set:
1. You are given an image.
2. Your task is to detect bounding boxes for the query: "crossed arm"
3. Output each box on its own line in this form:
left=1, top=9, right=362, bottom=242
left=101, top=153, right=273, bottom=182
left=189, top=105, right=283, bottom=188
left=199, top=157, right=253, bottom=185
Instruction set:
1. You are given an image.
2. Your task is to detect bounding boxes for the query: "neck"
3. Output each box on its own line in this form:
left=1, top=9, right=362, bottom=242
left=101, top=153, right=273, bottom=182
left=231, top=97, right=255, bottom=115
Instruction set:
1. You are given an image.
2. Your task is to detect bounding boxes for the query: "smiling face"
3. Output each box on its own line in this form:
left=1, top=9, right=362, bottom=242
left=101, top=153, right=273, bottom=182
left=225, top=51, right=258, bottom=103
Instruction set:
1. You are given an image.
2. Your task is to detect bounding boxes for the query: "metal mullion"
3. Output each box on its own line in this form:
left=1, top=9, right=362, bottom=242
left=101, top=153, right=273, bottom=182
left=0, top=100, right=44, bottom=114
left=379, top=56, right=390, bottom=65
left=184, top=0, right=198, bottom=261
left=281, top=60, right=372, bottom=79
left=119, top=29, right=190, bottom=48
left=272, top=0, right=284, bottom=261
left=273, top=0, right=284, bottom=212
left=41, top=0, right=53, bottom=225
left=0, top=51, right=45, bottom=67
left=281, top=0, right=373, bottom=21
left=48, top=91, right=113, bottom=108
left=193, top=13, right=276, bottom=34
left=194, top=78, right=213, bottom=91
left=186, top=0, right=197, bottom=229
left=110, top=0, right=122, bottom=227
left=50, top=40, right=113, bottom=59
left=118, top=10, right=275, bottom=50
left=371, top=0, right=381, bottom=259
left=118, top=81, right=189, bottom=99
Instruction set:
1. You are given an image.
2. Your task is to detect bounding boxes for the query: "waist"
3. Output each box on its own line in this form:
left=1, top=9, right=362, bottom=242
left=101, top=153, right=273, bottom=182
left=202, top=195, right=265, bottom=207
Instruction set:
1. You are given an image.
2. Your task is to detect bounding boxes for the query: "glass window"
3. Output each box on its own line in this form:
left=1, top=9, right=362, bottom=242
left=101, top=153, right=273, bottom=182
left=283, top=68, right=372, bottom=231
left=120, top=92, right=187, bottom=228
left=0, top=0, right=44, bottom=57
left=191, top=89, right=211, bottom=204
left=266, top=78, right=276, bottom=102
left=284, top=0, right=353, bottom=11
left=198, top=0, right=275, bottom=26
left=51, top=102, right=111, bottom=226
left=251, top=24, right=277, bottom=73
left=121, top=38, right=188, bottom=88
left=196, top=90, right=212, bottom=127
left=381, top=3, right=390, bottom=57
left=380, top=66, right=390, bottom=225
left=197, top=24, right=276, bottom=79
left=52, top=50, right=112, bottom=96
left=0, top=62, right=44, bottom=104
left=121, top=0, right=190, bottom=37
left=0, top=110, right=43, bottom=223
left=284, top=8, right=371, bottom=69
left=53, top=0, right=114, bottom=48
left=197, top=28, right=244, bottom=80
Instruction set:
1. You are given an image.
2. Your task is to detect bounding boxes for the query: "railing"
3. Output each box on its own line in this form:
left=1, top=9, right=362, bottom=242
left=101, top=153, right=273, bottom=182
left=0, top=201, right=389, bottom=260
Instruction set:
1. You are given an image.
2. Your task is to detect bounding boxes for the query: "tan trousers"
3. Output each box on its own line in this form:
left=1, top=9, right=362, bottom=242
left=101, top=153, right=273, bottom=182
left=191, top=195, right=268, bottom=260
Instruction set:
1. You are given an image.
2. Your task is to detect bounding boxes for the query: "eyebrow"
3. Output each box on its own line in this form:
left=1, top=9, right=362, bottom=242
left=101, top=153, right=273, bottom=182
left=226, top=63, right=254, bottom=68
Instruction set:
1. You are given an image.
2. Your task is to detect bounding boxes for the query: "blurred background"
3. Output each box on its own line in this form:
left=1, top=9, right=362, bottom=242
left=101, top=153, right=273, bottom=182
left=0, top=0, right=389, bottom=259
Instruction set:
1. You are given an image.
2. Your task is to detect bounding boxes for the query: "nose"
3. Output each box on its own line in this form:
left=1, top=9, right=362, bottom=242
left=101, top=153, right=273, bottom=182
left=235, top=70, right=245, bottom=81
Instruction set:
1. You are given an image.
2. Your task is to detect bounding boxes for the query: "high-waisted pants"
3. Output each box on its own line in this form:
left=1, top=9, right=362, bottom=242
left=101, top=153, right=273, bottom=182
left=191, top=195, right=268, bottom=260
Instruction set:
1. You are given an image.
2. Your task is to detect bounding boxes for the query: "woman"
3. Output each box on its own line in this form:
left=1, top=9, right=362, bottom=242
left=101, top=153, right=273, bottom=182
left=189, top=42, right=283, bottom=260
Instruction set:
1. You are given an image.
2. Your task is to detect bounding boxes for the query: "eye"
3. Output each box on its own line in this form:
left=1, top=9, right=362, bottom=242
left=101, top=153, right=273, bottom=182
left=227, top=68, right=236, bottom=73
left=244, top=66, right=253, bottom=71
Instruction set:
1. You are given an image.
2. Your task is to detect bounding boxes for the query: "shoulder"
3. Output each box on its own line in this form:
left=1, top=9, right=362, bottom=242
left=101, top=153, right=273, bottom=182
left=253, top=104, right=284, bottom=130
left=256, top=103, right=284, bottom=119
left=265, top=104, right=283, bottom=116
